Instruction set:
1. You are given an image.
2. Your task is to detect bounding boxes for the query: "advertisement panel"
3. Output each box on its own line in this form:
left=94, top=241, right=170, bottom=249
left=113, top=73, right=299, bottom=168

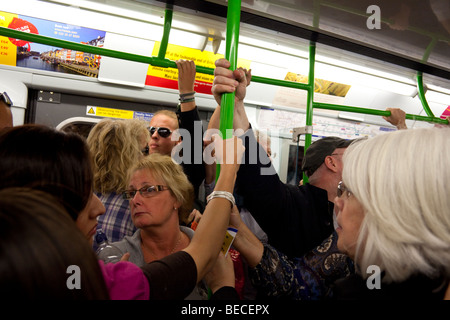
left=0, top=11, right=106, bottom=77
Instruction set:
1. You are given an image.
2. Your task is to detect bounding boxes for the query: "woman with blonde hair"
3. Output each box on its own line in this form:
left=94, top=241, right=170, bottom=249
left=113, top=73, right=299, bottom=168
left=87, top=118, right=150, bottom=244
left=112, top=152, right=211, bottom=299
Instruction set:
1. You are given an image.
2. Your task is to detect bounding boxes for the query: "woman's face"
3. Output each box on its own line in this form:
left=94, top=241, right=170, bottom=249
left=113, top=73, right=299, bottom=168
left=128, top=168, right=180, bottom=229
left=76, top=193, right=105, bottom=245
left=334, top=181, right=365, bottom=260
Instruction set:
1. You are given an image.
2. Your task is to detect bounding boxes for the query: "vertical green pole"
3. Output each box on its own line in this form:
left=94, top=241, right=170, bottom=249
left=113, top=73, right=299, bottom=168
left=219, top=0, right=241, bottom=139
left=157, top=4, right=173, bottom=60
left=216, top=0, right=241, bottom=180
left=303, top=41, right=316, bottom=184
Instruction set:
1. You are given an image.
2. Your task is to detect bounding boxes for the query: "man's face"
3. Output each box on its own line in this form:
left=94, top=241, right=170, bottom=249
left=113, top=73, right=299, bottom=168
left=148, top=114, right=179, bottom=156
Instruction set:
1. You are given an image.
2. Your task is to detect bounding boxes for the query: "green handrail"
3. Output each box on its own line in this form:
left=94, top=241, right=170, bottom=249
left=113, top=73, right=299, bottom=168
left=219, top=0, right=241, bottom=140
left=303, top=41, right=316, bottom=183
left=313, top=102, right=448, bottom=124
left=0, top=26, right=214, bottom=73
left=0, top=26, right=447, bottom=127
left=416, top=71, right=434, bottom=118
left=216, top=0, right=241, bottom=181
left=251, top=75, right=310, bottom=90
left=157, top=4, right=173, bottom=60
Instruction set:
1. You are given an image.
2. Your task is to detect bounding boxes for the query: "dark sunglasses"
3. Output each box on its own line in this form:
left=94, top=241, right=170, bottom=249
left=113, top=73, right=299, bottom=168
left=122, top=185, right=169, bottom=200
left=0, top=92, right=12, bottom=108
left=148, top=126, right=172, bottom=138
left=337, top=181, right=352, bottom=198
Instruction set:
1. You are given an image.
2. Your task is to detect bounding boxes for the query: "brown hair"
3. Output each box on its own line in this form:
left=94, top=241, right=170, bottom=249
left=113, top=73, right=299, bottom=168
left=0, top=188, right=109, bottom=299
left=0, top=124, right=93, bottom=220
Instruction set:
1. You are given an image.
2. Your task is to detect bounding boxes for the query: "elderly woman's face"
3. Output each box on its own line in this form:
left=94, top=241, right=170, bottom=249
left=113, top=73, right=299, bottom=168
left=334, top=181, right=365, bottom=260
left=128, top=168, right=180, bottom=229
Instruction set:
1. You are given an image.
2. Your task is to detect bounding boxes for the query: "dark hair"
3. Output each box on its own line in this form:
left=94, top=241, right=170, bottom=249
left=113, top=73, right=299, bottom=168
left=0, top=188, right=109, bottom=299
left=0, top=124, right=93, bottom=220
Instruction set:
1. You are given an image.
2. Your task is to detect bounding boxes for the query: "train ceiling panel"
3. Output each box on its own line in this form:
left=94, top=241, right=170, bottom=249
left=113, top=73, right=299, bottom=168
left=146, top=0, right=450, bottom=82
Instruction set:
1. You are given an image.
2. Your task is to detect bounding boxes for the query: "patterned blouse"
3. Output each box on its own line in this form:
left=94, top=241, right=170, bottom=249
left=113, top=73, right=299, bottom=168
left=249, top=231, right=355, bottom=300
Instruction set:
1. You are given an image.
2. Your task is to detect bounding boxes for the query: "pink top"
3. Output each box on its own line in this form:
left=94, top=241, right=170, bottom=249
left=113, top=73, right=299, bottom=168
left=99, top=261, right=150, bottom=300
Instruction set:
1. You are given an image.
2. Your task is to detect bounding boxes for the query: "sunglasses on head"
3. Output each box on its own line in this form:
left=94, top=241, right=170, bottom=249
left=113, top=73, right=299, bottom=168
left=148, top=126, right=172, bottom=138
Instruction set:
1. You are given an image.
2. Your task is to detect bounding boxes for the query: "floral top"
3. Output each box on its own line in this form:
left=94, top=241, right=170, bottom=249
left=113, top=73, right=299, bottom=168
left=249, top=231, right=354, bottom=300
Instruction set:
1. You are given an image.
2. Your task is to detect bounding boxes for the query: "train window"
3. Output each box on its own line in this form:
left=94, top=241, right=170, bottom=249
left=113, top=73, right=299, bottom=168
left=57, top=117, right=100, bottom=140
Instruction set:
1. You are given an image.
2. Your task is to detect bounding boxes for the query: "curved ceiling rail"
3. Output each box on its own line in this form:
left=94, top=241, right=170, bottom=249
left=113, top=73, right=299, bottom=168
left=0, top=3, right=448, bottom=146
left=0, top=26, right=446, bottom=125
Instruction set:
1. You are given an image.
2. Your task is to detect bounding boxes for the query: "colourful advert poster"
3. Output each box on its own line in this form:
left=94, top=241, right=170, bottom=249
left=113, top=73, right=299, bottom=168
left=440, top=106, right=450, bottom=119
left=0, top=11, right=106, bottom=78
left=146, top=42, right=251, bottom=95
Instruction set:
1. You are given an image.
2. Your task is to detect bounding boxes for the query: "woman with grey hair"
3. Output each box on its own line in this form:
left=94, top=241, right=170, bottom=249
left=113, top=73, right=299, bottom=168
left=230, top=126, right=450, bottom=300
left=333, top=126, right=450, bottom=299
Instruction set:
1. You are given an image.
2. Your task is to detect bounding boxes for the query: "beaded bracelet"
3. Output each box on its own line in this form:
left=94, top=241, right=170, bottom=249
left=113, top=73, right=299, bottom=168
left=206, top=191, right=235, bottom=208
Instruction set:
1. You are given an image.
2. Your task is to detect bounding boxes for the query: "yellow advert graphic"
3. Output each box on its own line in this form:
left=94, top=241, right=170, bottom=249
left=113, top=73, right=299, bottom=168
left=146, top=42, right=251, bottom=94
left=86, top=106, right=134, bottom=119
left=0, top=12, right=19, bottom=67
left=285, top=72, right=351, bottom=97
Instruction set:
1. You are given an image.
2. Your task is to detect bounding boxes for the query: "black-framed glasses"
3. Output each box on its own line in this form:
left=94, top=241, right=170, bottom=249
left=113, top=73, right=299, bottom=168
left=0, top=92, right=12, bottom=108
left=141, top=144, right=149, bottom=156
left=148, top=126, right=172, bottom=138
left=122, top=185, right=169, bottom=200
left=337, top=181, right=352, bottom=198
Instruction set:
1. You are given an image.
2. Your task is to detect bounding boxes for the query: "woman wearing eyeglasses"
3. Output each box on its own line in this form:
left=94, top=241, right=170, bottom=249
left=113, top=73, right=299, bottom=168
left=0, top=124, right=245, bottom=300
left=107, top=134, right=244, bottom=300
left=230, top=127, right=450, bottom=300
left=87, top=118, right=150, bottom=245
left=332, top=126, right=450, bottom=299
left=111, top=152, right=210, bottom=299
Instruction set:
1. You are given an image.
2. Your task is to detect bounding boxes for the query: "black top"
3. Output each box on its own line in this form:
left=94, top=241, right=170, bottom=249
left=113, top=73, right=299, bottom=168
left=142, top=251, right=239, bottom=300
left=142, top=251, right=197, bottom=300
left=236, top=128, right=335, bottom=258
left=177, top=107, right=206, bottom=211
left=332, top=272, right=449, bottom=300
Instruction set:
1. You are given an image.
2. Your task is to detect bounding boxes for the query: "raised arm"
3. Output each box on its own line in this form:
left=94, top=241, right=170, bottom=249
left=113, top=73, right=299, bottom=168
left=183, top=134, right=245, bottom=281
left=176, top=60, right=205, bottom=200
left=176, top=59, right=197, bottom=112
left=383, top=108, right=407, bottom=130
left=229, top=205, right=264, bottom=268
